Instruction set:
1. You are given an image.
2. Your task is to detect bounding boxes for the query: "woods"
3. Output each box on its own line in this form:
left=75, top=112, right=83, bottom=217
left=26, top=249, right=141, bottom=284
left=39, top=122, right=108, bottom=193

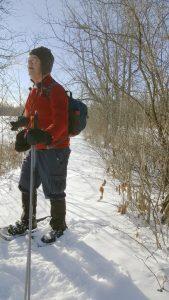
left=42, top=0, right=169, bottom=247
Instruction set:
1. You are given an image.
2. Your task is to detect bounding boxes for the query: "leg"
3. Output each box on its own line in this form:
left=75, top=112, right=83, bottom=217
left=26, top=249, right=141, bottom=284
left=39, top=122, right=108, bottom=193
left=50, top=198, right=67, bottom=230
left=37, top=148, right=70, bottom=243
left=8, top=151, right=41, bottom=235
left=19, top=150, right=41, bottom=194
left=19, top=150, right=41, bottom=223
left=21, top=190, right=37, bottom=229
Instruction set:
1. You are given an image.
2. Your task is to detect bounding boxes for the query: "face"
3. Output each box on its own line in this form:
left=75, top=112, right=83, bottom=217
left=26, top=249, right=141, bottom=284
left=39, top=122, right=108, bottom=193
left=27, top=55, right=42, bottom=82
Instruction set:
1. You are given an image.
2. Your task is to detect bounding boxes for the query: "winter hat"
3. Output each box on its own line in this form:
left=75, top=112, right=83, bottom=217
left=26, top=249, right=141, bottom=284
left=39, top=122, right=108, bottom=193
left=29, top=46, right=54, bottom=75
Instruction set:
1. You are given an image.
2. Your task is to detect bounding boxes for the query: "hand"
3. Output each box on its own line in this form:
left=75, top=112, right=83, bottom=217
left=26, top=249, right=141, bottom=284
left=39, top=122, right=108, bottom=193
left=15, top=129, right=31, bottom=152
left=10, top=116, right=29, bottom=131
left=27, top=128, right=52, bottom=145
left=10, top=121, right=19, bottom=131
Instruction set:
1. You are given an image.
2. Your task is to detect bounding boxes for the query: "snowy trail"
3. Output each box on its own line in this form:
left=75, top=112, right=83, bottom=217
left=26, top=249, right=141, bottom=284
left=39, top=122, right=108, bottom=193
left=0, top=136, right=169, bottom=300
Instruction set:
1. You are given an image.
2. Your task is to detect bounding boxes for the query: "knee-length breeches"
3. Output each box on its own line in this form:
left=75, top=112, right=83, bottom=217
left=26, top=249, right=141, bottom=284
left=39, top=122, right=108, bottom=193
left=19, top=148, right=70, bottom=200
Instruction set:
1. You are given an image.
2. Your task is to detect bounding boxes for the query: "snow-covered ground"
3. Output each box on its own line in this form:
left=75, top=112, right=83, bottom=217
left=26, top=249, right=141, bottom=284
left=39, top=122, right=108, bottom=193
left=0, top=135, right=169, bottom=300
left=0, top=116, right=16, bottom=143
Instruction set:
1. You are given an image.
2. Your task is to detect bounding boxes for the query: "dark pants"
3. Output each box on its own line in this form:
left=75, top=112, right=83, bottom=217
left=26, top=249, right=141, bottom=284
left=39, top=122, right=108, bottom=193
left=19, top=148, right=70, bottom=200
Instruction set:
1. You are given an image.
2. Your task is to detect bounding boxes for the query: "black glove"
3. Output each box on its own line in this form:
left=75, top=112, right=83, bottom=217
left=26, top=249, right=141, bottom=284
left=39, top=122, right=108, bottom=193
left=15, top=129, right=31, bottom=152
left=10, top=116, right=29, bottom=131
left=27, top=128, right=52, bottom=145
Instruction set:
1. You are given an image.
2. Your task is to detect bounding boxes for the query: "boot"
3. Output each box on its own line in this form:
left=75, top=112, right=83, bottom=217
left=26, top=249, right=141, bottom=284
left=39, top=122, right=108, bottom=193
left=41, top=198, right=67, bottom=243
left=7, top=192, right=37, bottom=235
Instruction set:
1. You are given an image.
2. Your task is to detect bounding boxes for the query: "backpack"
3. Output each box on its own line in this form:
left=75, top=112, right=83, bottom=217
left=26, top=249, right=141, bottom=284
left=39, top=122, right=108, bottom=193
left=43, top=80, right=88, bottom=137
left=67, top=91, right=88, bottom=136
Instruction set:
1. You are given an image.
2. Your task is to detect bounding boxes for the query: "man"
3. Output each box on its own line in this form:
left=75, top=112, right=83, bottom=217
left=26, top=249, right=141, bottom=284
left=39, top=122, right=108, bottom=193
left=8, top=46, right=70, bottom=243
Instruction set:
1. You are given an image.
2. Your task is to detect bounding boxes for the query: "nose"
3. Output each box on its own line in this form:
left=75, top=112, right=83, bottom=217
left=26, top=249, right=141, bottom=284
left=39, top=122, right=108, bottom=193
left=28, top=61, right=33, bottom=70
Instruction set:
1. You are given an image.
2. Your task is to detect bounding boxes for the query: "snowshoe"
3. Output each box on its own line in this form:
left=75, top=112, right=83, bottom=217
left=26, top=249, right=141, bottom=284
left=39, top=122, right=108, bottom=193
left=0, top=217, right=49, bottom=241
left=7, top=219, right=37, bottom=236
left=41, top=228, right=65, bottom=244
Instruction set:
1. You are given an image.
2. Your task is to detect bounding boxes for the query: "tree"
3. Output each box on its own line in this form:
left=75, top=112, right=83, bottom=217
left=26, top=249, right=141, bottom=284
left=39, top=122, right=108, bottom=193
left=43, top=0, right=169, bottom=246
left=0, top=0, right=24, bottom=175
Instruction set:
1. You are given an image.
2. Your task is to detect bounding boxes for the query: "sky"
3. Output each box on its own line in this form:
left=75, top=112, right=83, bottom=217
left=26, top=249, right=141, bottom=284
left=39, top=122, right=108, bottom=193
left=1, top=0, right=77, bottom=104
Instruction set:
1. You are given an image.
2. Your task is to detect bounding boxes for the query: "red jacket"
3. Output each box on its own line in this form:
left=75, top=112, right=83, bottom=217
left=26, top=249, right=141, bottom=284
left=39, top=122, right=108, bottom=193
left=24, top=75, right=70, bottom=149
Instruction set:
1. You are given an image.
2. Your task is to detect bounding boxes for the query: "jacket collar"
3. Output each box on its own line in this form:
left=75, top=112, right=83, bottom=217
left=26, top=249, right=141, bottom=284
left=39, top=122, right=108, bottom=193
left=32, top=74, right=53, bottom=89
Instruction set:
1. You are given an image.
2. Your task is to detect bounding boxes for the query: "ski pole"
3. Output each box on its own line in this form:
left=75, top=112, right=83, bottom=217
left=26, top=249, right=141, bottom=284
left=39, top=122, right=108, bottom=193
left=24, top=111, right=38, bottom=300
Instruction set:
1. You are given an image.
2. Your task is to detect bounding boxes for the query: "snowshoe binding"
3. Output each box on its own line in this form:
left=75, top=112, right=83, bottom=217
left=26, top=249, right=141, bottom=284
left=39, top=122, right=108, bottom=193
left=7, top=219, right=37, bottom=236
left=41, top=228, right=65, bottom=244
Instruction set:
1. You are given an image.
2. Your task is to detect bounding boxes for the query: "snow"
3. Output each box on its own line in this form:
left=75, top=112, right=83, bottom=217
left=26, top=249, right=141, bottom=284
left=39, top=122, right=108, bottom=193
left=0, top=116, right=16, bottom=143
left=0, top=135, right=169, bottom=300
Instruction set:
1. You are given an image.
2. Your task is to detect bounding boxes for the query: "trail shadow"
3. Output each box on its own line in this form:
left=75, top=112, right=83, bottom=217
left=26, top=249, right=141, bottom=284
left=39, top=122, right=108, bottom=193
left=38, top=231, right=149, bottom=300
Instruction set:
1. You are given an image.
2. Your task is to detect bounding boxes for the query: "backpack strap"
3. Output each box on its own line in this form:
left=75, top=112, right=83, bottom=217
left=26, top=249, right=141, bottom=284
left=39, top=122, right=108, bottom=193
left=41, top=79, right=57, bottom=98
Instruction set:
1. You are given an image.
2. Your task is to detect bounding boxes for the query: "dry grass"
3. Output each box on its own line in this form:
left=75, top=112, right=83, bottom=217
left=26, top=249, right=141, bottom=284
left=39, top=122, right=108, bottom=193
left=0, top=142, right=23, bottom=176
